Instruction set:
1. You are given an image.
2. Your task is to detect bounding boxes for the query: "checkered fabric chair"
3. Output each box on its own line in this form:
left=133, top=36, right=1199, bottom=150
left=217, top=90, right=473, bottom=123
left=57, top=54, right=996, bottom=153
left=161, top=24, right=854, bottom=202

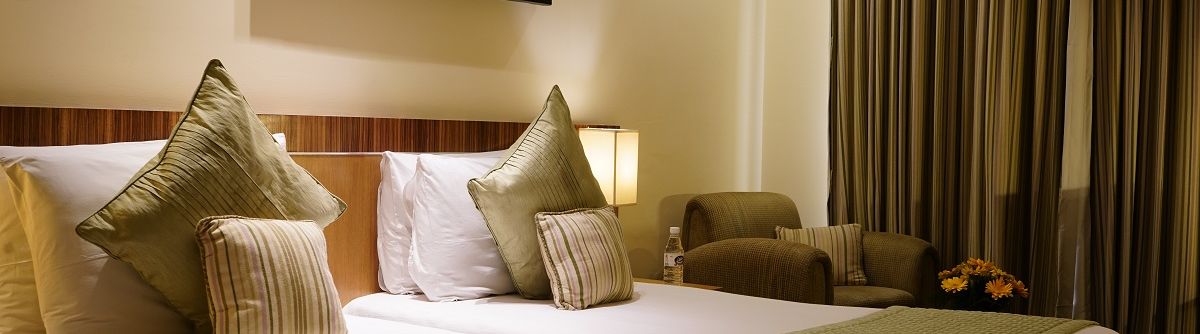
left=681, top=192, right=938, bottom=308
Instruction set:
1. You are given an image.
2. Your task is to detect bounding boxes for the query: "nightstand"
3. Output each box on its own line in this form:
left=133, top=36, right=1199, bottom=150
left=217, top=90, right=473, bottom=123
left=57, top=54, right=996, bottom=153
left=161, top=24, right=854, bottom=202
left=633, top=278, right=721, bottom=291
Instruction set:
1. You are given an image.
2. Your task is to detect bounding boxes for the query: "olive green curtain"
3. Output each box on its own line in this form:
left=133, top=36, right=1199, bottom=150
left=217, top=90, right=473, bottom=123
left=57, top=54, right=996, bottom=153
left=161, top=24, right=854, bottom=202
left=831, top=0, right=1200, bottom=329
left=1089, top=0, right=1199, bottom=332
left=829, top=0, right=1070, bottom=316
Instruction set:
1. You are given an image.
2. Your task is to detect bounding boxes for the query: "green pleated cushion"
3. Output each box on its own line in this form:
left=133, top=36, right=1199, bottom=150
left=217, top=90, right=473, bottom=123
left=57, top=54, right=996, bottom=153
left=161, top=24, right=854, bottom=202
left=468, top=86, right=608, bottom=299
left=76, top=59, right=346, bottom=332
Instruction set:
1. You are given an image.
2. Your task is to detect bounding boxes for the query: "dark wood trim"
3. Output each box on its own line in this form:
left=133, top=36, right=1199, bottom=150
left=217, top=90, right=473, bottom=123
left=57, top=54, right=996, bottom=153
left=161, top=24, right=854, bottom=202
left=0, top=106, right=542, bottom=153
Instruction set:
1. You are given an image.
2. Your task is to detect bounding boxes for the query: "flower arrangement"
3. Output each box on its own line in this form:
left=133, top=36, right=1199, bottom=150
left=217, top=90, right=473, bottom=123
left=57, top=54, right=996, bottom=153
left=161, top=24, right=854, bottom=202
left=938, top=258, right=1028, bottom=312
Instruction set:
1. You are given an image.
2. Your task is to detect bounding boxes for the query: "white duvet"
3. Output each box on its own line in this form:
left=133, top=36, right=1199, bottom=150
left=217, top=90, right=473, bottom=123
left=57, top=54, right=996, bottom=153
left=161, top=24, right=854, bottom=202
left=345, top=283, right=841, bottom=334
left=344, top=283, right=1115, bottom=334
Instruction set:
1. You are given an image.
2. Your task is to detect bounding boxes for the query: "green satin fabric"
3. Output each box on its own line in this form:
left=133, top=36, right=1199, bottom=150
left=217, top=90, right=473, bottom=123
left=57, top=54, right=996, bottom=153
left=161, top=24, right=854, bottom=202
left=468, top=86, right=608, bottom=300
left=76, top=59, right=346, bottom=332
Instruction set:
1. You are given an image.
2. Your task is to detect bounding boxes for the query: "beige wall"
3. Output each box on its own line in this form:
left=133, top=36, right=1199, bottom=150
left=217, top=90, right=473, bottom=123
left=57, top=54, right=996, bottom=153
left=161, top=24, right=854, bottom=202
left=763, top=0, right=832, bottom=227
left=0, top=0, right=830, bottom=278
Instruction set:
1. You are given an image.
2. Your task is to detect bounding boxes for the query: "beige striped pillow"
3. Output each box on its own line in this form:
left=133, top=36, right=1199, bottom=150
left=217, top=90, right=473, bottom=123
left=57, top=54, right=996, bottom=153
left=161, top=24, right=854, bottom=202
left=776, top=224, right=868, bottom=286
left=535, top=207, right=634, bottom=310
left=197, top=216, right=346, bottom=334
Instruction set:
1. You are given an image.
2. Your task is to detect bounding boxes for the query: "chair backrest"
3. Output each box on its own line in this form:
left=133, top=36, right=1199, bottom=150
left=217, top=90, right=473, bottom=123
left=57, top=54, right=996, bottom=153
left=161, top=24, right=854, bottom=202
left=682, top=192, right=803, bottom=250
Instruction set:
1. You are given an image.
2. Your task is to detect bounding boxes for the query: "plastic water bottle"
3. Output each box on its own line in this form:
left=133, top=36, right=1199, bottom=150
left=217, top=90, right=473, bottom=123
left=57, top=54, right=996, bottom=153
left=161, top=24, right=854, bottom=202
left=663, top=226, right=684, bottom=284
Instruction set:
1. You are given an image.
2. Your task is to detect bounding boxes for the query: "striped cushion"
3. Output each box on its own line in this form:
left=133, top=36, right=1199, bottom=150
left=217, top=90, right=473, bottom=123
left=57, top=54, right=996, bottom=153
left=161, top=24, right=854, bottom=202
left=468, top=86, right=609, bottom=299
left=197, top=216, right=346, bottom=334
left=535, top=207, right=633, bottom=310
left=76, top=59, right=346, bottom=332
left=776, top=224, right=868, bottom=286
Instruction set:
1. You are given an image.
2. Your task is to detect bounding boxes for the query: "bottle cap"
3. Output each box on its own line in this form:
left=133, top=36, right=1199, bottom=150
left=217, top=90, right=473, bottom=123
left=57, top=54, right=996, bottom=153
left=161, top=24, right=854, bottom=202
left=669, top=226, right=680, bottom=234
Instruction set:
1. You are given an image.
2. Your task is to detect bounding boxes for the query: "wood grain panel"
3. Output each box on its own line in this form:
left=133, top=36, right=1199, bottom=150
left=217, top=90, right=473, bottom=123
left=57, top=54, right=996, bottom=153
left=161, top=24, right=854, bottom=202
left=293, top=154, right=382, bottom=305
left=0, top=107, right=180, bottom=146
left=1, top=106, right=533, bottom=152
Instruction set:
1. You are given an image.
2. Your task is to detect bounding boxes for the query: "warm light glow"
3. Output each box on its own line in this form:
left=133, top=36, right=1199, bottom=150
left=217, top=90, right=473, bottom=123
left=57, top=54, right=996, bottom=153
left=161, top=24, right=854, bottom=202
left=579, top=128, right=638, bottom=206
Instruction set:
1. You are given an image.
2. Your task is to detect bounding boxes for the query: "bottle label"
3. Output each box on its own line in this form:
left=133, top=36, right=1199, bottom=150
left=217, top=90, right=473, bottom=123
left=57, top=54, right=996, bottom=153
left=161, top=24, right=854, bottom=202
left=664, top=252, right=684, bottom=267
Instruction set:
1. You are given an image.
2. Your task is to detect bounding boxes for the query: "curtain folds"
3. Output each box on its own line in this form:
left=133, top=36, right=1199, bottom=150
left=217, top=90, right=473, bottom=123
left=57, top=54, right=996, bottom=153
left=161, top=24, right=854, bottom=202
left=1089, top=0, right=1199, bottom=332
left=831, top=0, right=1200, bottom=331
left=829, top=0, right=1070, bottom=316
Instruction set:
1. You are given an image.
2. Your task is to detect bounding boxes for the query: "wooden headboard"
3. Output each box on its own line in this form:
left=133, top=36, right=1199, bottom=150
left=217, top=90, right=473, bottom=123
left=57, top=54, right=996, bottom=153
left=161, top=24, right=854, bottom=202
left=0, top=106, right=534, bottom=304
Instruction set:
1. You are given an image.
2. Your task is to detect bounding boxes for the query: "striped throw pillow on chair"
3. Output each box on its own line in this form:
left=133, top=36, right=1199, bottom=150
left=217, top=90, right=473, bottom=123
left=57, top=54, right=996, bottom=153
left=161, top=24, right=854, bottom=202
left=776, top=224, right=868, bottom=286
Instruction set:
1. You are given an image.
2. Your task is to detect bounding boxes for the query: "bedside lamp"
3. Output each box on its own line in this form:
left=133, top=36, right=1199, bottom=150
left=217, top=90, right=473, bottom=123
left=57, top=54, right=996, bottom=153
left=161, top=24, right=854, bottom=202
left=579, top=128, right=638, bottom=206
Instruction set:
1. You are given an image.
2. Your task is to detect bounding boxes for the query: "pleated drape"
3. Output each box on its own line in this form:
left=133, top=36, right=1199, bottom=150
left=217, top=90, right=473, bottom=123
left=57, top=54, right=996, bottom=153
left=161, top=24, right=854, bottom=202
left=829, top=0, right=1069, bottom=316
left=1089, top=0, right=1199, bottom=332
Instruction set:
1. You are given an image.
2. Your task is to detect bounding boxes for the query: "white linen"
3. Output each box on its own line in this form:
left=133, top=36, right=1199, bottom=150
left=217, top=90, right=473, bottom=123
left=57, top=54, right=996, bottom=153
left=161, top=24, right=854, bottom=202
left=408, top=154, right=513, bottom=301
left=345, top=314, right=461, bottom=334
left=377, top=151, right=504, bottom=295
left=346, top=282, right=876, bottom=334
left=1, top=140, right=192, bottom=333
left=377, top=152, right=424, bottom=294
left=345, top=283, right=1116, bottom=334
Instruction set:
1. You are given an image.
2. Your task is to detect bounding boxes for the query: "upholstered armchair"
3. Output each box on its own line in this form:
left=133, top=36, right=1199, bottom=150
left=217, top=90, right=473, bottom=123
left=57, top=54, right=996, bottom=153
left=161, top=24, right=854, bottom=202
left=681, top=192, right=938, bottom=308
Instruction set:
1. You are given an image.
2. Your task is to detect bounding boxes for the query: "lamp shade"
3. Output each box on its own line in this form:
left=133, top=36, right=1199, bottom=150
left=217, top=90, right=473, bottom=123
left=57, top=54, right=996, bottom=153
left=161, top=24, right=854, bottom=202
left=579, top=128, right=638, bottom=206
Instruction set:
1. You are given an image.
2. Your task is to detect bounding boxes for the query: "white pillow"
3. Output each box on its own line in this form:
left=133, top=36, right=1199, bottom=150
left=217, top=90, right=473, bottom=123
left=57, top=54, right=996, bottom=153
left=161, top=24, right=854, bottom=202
left=1, top=140, right=192, bottom=333
left=0, top=174, right=43, bottom=334
left=377, top=150, right=503, bottom=295
left=0, top=135, right=285, bottom=333
left=272, top=132, right=288, bottom=151
left=408, top=153, right=514, bottom=301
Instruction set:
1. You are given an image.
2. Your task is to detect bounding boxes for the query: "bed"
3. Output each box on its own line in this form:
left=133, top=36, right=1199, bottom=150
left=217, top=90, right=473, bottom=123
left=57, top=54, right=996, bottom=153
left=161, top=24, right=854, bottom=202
left=343, top=315, right=459, bottom=334
left=341, top=282, right=1114, bottom=334
left=1, top=107, right=1113, bottom=334
left=344, top=282, right=877, bottom=334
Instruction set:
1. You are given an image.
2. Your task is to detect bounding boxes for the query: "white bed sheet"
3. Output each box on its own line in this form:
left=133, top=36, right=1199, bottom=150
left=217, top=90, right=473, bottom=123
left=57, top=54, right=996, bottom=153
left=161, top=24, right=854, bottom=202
left=346, top=282, right=872, bottom=334
left=345, top=314, right=461, bottom=334
left=345, top=283, right=1115, bottom=334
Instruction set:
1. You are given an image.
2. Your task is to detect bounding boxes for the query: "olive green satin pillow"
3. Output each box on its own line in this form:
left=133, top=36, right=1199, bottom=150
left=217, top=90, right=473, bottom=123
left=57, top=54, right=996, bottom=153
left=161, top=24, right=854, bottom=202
left=468, top=86, right=609, bottom=299
left=76, top=59, right=346, bottom=332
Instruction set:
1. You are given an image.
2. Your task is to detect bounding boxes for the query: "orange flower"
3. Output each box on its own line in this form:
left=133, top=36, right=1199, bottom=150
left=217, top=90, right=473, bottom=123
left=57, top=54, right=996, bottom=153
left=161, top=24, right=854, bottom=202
left=985, top=278, right=1013, bottom=299
left=941, top=276, right=969, bottom=293
left=1013, top=280, right=1029, bottom=298
left=938, top=270, right=954, bottom=280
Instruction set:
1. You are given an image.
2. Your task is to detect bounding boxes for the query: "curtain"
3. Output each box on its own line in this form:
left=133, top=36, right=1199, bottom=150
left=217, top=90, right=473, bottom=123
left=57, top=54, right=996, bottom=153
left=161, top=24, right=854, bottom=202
left=1089, top=0, right=1199, bottom=332
left=829, top=0, right=1070, bottom=316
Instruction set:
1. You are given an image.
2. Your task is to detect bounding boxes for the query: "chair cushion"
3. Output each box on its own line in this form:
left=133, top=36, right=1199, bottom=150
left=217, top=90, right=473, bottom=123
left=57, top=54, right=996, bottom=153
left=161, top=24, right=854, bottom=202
left=833, top=285, right=915, bottom=308
left=777, top=224, right=868, bottom=285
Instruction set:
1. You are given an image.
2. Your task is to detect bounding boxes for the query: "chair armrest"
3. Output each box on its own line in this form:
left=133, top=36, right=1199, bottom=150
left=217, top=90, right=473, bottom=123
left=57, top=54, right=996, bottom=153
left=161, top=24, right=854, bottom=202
left=861, top=231, right=938, bottom=307
left=682, top=238, right=833, bottom=305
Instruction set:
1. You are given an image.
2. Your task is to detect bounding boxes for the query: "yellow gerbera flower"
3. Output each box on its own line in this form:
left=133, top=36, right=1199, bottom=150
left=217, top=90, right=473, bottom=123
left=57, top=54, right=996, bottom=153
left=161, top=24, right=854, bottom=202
left=941, top=276, right=968, bottom=293
left=1013, top=280, right=1029, bottom=298
left=985, top=278, right=1014, bottom=299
